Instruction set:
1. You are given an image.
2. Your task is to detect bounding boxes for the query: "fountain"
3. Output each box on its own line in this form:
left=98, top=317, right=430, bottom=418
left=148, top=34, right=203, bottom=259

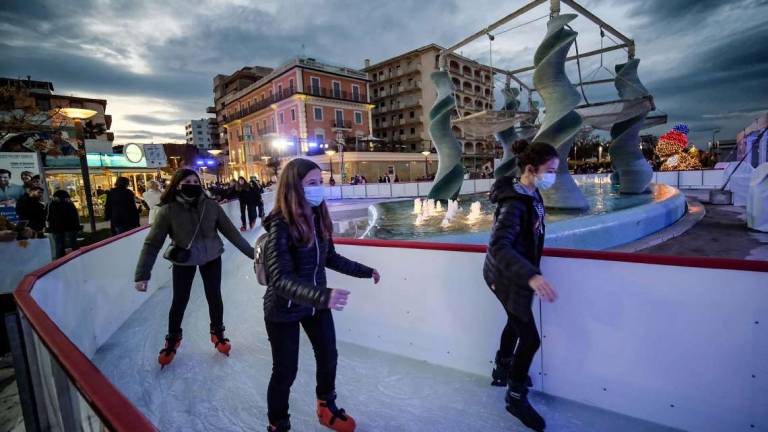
left=467, top=202, right=483, bottom=224
left=413, top=198, right=422, bottom=215
left=440, top=200, right=461, bottom=227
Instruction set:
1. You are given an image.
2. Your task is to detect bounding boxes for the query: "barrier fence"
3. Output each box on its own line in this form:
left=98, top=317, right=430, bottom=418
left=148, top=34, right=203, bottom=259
left=11, top=193, right=766, bottom=431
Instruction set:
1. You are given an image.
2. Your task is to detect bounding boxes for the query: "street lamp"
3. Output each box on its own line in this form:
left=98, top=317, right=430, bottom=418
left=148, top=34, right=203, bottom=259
left=710, top=128, right=721, bottom=152
left=421, top=150, right=431, bottom=178
left=59, top=107, right=98, bottom=233
left=325, top=150, right=337, bottom=182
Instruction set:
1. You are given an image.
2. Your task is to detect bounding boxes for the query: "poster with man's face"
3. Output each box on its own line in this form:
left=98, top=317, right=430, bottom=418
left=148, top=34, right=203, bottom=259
left=0, top=152, right=42, bottom=222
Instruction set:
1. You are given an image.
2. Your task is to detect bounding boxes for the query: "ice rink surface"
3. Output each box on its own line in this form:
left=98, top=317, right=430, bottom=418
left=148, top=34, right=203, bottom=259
left=92, top=227, right=679, bottom=431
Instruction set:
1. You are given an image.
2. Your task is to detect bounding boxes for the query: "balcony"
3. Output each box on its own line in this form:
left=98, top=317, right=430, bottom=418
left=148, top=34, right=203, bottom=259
left=306, top=86, right=368, bottom=103
left=256, top=126, right=276, bottom=137
left=222, top=86, right=297, bottom=123
left=332, top=120, right=353, bottom=130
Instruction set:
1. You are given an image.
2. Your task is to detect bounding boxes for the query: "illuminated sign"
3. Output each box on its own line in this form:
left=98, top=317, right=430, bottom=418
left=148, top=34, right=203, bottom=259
left=124, top=144, right=144, bottom=163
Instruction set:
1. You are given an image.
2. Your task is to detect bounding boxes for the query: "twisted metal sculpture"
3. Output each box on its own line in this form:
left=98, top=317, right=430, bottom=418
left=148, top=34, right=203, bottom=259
left=494, top=86, right=522, bottom=179
left=609, top=59, right=652, bottom=194
left=427, top=71, right=465, bottom=201
left=532, top=14, right=589, bottom=209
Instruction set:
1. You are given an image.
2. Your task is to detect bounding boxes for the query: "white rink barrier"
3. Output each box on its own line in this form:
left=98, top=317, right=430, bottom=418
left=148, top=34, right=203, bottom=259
left=14, top=196, right=766, bottom=431
left=329, top=240, right=768, bottom=432
left=1, top=238, right=52, bottom=295
left=575, top=170, right=725, bottom=190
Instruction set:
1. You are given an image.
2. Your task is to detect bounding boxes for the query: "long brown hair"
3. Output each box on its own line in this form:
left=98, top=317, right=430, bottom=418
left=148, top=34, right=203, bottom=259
left=269, top=158, right=332, bottom=246
left=160, top=168, right=201, bottom=205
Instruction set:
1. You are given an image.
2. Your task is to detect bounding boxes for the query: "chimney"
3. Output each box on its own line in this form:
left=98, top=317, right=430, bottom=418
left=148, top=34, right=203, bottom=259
left=364, top=59, right=370, bottom=68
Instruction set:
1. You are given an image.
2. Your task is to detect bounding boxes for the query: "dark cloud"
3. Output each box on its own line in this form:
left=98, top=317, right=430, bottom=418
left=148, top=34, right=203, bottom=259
left=114, top=130, right=185, bottom=140
left=123, top=115, right=188, bottom=126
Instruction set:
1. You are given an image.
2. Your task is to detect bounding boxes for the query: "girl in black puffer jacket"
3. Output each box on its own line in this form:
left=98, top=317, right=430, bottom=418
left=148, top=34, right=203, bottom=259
left=483, top=140, right=560, bottom=432
left=263, top=158, right=380, bottom=432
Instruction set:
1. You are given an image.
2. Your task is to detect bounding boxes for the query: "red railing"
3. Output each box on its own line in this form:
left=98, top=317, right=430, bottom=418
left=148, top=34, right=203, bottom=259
left=14, top=224, right=158, bottom=432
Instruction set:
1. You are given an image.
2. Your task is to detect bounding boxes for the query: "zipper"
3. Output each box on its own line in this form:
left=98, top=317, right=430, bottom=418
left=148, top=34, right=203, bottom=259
left=312, top=228, right=319, bottom=316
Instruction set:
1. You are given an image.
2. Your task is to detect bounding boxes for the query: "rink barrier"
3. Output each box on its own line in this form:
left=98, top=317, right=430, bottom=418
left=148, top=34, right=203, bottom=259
left=12, top=196, right=766, bottom=431
left=328, top=238, right=768, bottom=432
left=14, top=224, right=157, bottom=432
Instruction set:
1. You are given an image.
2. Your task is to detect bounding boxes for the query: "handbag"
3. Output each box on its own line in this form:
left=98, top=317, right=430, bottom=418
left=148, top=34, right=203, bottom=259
left=163, top=202, right=206, bottom=263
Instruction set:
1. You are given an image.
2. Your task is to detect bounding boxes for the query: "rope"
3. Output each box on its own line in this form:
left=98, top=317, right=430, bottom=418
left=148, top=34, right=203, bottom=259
left=488, top=33, right=494, bottom=111
left=493, top=14, right=549, bottom=37
left=566, top=24, right=590, bottom=105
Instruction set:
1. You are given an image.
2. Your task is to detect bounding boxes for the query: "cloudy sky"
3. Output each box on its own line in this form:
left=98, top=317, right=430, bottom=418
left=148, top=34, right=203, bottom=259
left=1, top=0, right=767, bottom=147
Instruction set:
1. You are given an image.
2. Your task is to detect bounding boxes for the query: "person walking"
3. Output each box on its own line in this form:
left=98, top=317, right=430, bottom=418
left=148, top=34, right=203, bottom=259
left=46, top=190, right=81, bottom=259
left=250, top=177, right=266, bottom=226
left=104, top=177, right=140, bottom=235
left=483, top=140, right=559, bottom=432
left=236, top=176, right=258, bottom=231
left=262, top=158, right=380, bottom=432
left=142, top=180, right=163, bottom=224
left=133, top=168, right=255, bottom=368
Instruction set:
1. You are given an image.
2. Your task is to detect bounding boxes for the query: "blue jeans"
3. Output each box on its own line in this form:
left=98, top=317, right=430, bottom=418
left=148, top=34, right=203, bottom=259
left=51, top=231, right=78, bottom=259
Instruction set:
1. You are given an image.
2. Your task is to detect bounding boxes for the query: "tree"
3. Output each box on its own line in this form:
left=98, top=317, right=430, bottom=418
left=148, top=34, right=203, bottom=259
left=0, top=82, right=61, bottom=142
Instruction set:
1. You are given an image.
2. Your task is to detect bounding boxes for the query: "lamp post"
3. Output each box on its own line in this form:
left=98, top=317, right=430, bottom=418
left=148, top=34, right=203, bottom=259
left=59, top=107, right=98, bottom=232
left=710, top=128, right=721, bottom=152
left=325, top=150, right=337, bottom=183
left=421, top=150, right=431, bottom=178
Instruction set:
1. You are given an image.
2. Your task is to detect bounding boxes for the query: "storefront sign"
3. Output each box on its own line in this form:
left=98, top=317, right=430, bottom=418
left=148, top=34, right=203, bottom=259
left=124, top=143, right=144, bottom=163
left=143, top=144, right=168, bottom=168
left=44, top=153, right=149, bottom=169
left=0, top=152, right=42, bottom=222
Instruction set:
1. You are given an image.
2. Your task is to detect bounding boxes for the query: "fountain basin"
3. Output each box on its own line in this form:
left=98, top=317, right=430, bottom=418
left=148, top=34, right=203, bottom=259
left=340, top=183, right=687, bottom=250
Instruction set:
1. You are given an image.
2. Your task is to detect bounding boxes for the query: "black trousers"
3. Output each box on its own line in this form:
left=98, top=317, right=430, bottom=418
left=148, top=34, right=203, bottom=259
left=168, top=257, right=223, bottom=335
left=239, top=202, right=257, bottom=227
left=498, top=309, right=541, bottom=384
left=265, top=309, right=337, bottom=423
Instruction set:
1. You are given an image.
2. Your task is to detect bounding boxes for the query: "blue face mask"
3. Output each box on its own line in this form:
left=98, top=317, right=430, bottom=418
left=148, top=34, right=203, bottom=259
left=303, top=186, right=325, bottom=207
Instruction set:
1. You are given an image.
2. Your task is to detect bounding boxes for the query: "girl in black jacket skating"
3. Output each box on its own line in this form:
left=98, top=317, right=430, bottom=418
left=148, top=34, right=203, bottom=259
left=263, top=158, right=380, bottom=432
left=483, top=140, right=559, bottom=432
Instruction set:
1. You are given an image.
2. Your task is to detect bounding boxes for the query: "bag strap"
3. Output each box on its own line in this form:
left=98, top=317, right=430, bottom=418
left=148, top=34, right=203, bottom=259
left=185, top=200, right=207, bottom=250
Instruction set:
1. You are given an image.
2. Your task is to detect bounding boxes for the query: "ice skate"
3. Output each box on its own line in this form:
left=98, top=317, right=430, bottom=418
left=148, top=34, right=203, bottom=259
left=240, top=225, right=247, bottom=232
left=267, top=418, right=291, bottom=431
left=317, top=393, right=356, bottom=432
left=492, top=351, right=533, bottom=387
left=505, top=381, right=546, bottom=431
left=158, top=333, right=182, bottom=369
left=210, top=324, right=231, bottom=356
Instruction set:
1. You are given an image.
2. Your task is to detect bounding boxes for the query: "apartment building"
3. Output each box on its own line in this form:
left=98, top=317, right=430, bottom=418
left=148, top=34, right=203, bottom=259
left=185, top=118, right=219, bottom=150
left=216, top=57, right=373, bottom=181
left=363, top=44, right=498, bottom=175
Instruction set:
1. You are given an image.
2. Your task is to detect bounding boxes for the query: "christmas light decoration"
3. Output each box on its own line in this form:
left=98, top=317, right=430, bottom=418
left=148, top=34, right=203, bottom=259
left=655, top=123, right=702, bottom=170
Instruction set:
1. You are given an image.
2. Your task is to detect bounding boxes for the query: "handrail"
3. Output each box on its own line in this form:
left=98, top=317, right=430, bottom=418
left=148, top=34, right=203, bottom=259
left=14, top=224, right=158, bottom=432
left=332, top=238, right=768, bottom=273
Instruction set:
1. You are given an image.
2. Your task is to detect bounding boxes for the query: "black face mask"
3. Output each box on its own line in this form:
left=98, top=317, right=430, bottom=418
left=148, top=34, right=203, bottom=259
left=180, top=184, right=203, bottom=199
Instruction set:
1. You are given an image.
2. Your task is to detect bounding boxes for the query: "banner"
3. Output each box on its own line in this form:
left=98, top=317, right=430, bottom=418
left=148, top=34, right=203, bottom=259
left=0, top=152, right=42, bottom=222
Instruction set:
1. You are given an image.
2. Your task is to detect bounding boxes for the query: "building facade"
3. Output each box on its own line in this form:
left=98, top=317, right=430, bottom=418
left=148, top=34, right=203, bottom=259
left=217, top=57, right=374, bottom=181
left=363, top=44, right=498, bottom=176
left=185, top=118, right=219, bottom=150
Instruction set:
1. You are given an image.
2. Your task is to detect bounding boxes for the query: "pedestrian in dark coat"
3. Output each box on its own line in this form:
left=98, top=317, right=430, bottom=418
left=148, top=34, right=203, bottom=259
left=46, top=190, right=81, bottom=258
left=482, top=140, right=560, bottom=432
left=104, top=177, right=140, bottom=235
left=262, top=158, right=380, bottom=432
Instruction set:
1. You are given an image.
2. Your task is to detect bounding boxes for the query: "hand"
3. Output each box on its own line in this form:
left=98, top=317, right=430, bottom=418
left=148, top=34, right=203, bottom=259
left=21, top=228, right=35, bottom=238
left=528, top=275, right=558, bottom=303
left=372, top=270, right=381, bottom=284
left=327, top=288, right=350, bottom=311
left=135, top=281, right=148, bottom=292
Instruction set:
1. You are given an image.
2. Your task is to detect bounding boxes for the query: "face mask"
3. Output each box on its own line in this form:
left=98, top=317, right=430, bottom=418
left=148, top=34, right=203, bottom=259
left=180, top=184, right=203, bottom=199
left=534, top=173, right=556, bottom=190
left=303, top=186, right=325, bottom=207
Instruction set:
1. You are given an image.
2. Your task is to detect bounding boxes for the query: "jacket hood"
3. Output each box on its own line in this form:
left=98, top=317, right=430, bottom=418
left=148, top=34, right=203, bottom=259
left=489, top=176, right=533, bottom=204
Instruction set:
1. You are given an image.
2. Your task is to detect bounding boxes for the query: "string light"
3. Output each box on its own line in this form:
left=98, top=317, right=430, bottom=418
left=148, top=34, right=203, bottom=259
left=656, top=123, right=702, bottom=171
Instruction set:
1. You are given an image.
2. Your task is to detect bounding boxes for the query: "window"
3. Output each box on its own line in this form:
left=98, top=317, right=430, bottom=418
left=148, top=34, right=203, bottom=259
left=354, top=111, right=363, bottom=125
left=278, top=84, right=283, bottom=96
left=335, top=109, right=344, bottom=126
left=332, top=81, right=341, bottom=98
left=314, top=107, right=323, bottom=120
left=399, top=129, right=404, bottom=136
left=290, top=108, right=296, bottom=121
left=311, top=77, right=321, bottom=95
left=316, top=132, right=325, bottom=144
left=289, top=78, right=295, bottom=90
left=352, top=85, right=360, bottom=101
left=410, top=111, right=415, bottom=118
left=279, top=112, right=284, bottom=124
left=410, top=128, right=416, bottom=135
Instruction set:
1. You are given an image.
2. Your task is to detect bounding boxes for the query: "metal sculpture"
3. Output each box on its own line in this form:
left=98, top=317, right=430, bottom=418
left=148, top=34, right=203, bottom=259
left=609, top=59, right=653, bottom=193
left=532, top=13, right=589, bottom=209
left=427, top=71, right=465, bottom=201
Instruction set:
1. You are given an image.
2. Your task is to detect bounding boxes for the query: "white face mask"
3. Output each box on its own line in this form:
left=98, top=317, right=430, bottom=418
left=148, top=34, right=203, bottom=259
left=303, top=186, right=325, bottom=207
left=535, top=173, right=556, bottom=190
